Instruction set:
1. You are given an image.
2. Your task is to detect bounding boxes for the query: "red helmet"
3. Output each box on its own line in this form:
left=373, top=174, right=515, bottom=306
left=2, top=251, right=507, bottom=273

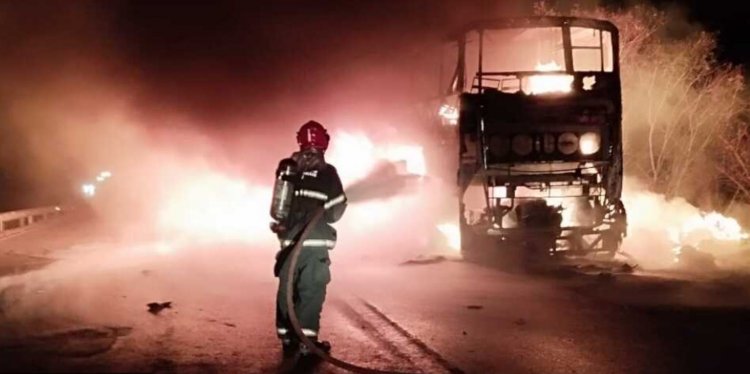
left=297, top=120, right=330, bottom=151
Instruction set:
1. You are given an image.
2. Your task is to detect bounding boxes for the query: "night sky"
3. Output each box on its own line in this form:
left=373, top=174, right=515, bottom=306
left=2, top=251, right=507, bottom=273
left=112, top=1, right=750, bottom=68
left=0, top=0, right=748, bottom=209
left=108, top=0, right=750, bottom=75
left=647, top=0, right=750, bottom=67
left=12, top=0, right=747, bottom=127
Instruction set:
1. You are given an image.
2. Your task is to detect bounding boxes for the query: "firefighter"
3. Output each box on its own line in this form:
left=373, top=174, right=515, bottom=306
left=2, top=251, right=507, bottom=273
left=270, top=120, right=347, bottom=356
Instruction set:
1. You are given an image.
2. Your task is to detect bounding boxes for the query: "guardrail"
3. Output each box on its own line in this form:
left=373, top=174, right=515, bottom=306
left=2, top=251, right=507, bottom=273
left=0, top=206, right=65, bottom=238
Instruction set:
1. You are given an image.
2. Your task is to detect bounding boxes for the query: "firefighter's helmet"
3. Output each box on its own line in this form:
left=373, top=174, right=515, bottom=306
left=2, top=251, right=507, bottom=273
left=297, top=120, right=330, bottom=151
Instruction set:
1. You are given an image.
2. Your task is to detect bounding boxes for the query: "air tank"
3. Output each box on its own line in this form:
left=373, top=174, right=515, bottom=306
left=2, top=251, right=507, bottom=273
left=270, top=158, right=298, bottom=222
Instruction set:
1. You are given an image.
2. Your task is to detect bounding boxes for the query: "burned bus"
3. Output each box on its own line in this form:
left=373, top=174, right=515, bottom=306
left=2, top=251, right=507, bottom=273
left=435, top=17, right=627, bottom=260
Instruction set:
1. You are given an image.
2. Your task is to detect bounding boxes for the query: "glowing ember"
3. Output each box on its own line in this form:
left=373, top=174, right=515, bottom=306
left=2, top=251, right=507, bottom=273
left=525, top=61, right=573, bottom=95
left=437, top=222, right=461, bottom=252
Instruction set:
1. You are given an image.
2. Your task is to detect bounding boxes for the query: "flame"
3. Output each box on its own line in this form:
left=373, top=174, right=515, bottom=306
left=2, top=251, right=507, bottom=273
left=437, top=222, right=461, bottom=252
left=667, top=212, right=750, bottom=263
left=680, top=212, right=748, bottom=242
left=154, top=130, right=428, bottom=249
left=326, top=131, right=377, bottom=183
left=536, top=61, right=563, bottom=71
left=380, top=145, right=427, bottom=176
left=326, top=131, right=427, bottom=227
left=669, top=212, right=749, bottom=261
left=525, top=61, right=573, bottom=95
left=543, top=197, right=577, bottom=227
left=327, top=131, right=427, bottom=179
left=156, top=172, right=273, bottom=245
left=621, top=181, right=749, bottom=268
left=438, top=104, right=459, bottom=126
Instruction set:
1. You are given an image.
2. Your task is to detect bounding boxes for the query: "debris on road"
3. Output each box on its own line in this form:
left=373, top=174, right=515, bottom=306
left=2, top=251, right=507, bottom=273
left=466, top=305, right=483, bottom=310
left=514, top=318, right=527, bottom=326
left=620, top=263, right=637, bottom=273
left=400, top=254, right=447, bottom=266
left=147, top=301, right=172, bottom=314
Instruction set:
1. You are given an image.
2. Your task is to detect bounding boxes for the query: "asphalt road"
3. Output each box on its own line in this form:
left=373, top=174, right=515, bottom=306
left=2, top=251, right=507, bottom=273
left=1, top=215, right=750, bottom=373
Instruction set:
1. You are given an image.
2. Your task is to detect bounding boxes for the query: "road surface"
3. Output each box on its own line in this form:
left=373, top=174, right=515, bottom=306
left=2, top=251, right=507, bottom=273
left=1, top=213, right=749, bottom=373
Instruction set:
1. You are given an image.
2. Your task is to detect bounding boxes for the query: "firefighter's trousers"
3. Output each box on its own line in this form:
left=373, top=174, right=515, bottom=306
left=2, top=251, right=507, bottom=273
left=276, top=246, right=331, bottom=340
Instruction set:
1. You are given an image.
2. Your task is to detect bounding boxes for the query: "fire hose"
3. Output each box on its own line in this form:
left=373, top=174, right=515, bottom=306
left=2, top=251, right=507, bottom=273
left=284, top=206, right=420, bottom=374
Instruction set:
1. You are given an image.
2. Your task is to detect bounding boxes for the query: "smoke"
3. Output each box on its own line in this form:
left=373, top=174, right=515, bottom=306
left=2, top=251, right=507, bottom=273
left=1, top=1, right=745, bottom=268
left=0, top=2, right=506, bottom=342
left=2, top=1, right=531, bottom=265
left=545, top=1, right=746, bottom=204
left=0, top=2, right=123, bottom=209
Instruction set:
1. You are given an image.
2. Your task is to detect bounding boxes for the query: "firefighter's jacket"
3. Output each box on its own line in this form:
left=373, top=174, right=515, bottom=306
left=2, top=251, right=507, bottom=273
left=277, top=162, right=347, bottom=249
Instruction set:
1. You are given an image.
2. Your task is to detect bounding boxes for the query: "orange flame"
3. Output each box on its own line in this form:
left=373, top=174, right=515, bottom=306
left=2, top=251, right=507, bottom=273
left=525, top=61, right=573, bottom=95
left=437, top=222, right=461, bottom=252
left=438, top=104, right=459, bottom=126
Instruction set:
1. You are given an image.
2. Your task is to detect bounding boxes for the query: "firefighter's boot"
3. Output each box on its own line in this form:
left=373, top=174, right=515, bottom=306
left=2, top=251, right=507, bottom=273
left=299, top=339, right=331, bottom=357
left=280, top=335, right=298, bottom=357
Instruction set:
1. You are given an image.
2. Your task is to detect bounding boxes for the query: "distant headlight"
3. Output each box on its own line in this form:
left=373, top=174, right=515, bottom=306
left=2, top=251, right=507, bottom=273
left=511, top=134, right=533, bottom=156
left=579, top=132, right=601, bottom=155
left=557, top=132, right=578, bottom=155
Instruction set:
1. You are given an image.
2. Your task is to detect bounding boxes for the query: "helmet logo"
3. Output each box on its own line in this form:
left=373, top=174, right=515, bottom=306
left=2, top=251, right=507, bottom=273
left=297, top=120, right=329, bottom=151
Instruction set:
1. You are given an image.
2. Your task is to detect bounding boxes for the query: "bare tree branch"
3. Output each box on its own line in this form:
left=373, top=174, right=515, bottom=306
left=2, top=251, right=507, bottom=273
left=536, top=2, right=748, bottom=205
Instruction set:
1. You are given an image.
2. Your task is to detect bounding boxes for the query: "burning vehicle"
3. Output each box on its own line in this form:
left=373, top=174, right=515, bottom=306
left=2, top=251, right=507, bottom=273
left=434, top=16, right=627, bottom=260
